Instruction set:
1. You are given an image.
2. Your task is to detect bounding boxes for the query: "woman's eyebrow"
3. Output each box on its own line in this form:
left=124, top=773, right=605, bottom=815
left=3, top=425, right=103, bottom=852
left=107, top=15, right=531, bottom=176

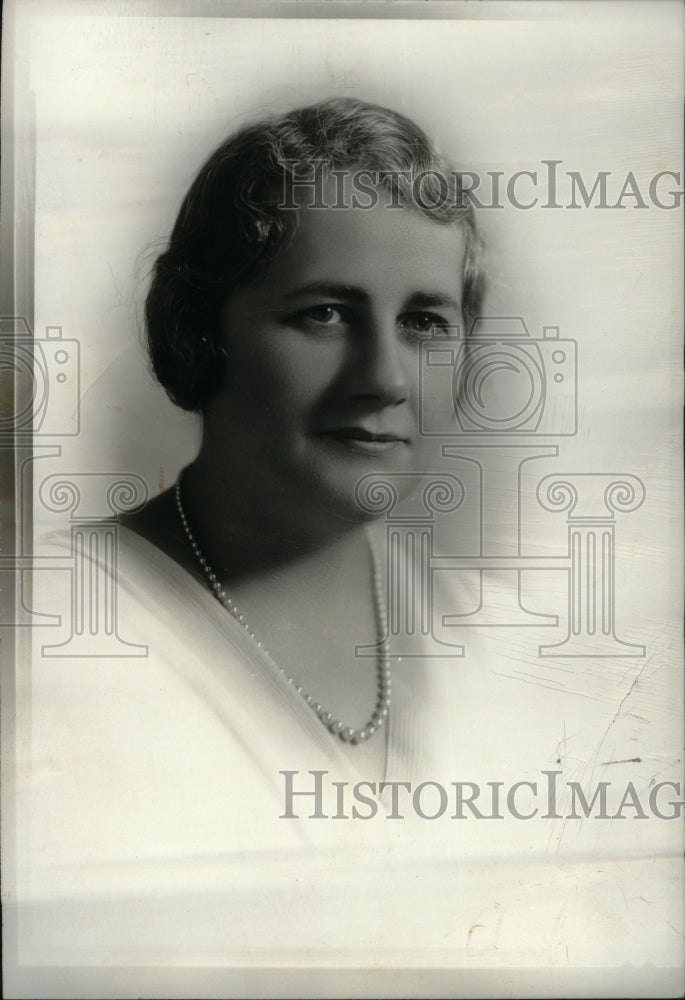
left=284, top=282, right=368, bottom=302
left=403, top=292, right=462, bottom=313
left=282, top=284, right=462, bottom=313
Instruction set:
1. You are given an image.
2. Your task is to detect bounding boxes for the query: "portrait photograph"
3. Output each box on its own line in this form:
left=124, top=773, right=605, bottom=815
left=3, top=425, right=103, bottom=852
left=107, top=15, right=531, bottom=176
left=1, top=1, right=683, bottom=997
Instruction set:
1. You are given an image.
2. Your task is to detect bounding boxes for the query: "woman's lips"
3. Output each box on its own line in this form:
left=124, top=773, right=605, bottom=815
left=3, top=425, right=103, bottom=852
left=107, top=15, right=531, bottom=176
left=321, top=427, right=408, bottom=454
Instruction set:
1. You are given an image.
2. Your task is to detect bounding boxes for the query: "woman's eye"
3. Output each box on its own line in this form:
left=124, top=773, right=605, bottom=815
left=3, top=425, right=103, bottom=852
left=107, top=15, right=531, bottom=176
left=301, top=305, right=345, bottom=326
left=399, top=312, right=449, bottom=338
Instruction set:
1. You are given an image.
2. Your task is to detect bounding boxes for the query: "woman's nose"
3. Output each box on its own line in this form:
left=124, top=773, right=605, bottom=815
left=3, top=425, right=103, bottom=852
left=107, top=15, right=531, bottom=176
left=346, top=316, right=409, bottom=406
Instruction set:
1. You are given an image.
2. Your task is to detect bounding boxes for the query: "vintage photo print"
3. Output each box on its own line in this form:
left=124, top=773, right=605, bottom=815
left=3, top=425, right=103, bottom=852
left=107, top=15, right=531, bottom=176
left=2, top=1, right=683, bottom=997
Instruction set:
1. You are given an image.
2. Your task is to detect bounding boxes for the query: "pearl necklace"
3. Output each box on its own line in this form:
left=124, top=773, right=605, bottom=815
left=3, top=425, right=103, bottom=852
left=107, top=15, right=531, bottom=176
left=175, top=479, right=391, bottom=744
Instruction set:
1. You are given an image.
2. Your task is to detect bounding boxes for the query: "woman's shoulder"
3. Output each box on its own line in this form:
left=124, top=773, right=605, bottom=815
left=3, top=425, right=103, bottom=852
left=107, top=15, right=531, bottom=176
left=120, top=486, right=197, bottom=576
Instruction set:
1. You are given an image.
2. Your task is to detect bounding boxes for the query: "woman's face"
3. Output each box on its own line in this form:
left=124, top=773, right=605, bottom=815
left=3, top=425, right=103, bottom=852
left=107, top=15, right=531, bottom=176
left=203, top=191, right=466, bottom=527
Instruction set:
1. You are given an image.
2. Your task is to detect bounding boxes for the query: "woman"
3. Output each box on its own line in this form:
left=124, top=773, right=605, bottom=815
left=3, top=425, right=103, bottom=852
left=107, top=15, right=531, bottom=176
left=123, top=97, right=484, bottom=788
left=18, top=98, right=677, bottom=989
left=19, top=99, right=491, bottom=968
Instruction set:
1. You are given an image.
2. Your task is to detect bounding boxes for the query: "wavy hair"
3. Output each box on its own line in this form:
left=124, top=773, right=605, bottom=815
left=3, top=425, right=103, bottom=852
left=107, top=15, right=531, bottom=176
left=145, top=97, right=486, bottom=411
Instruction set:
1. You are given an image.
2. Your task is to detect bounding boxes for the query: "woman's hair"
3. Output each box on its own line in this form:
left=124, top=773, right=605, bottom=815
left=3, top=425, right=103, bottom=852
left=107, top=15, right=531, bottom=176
left=146, top=97, right=486, bottom=411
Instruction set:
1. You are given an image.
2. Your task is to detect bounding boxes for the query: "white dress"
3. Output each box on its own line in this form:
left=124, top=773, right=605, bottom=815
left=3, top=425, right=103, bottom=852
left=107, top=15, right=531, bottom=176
left=8, top=527, right=683, bottom=996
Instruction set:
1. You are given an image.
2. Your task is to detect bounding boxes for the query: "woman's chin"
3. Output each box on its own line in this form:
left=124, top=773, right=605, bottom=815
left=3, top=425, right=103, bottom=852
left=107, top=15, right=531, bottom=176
left=308, top=470, right=421, bottom=530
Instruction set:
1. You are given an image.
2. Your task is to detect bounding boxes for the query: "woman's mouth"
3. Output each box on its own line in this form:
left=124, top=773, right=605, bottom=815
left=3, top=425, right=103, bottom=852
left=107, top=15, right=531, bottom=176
left=321, top=427, right=408, bottom=454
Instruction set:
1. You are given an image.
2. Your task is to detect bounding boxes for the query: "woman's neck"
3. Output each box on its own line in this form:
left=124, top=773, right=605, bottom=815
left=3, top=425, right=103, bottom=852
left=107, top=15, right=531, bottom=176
left=122, top=465, right=389, bottom=782
left=180, top=457, right=372, bottom=584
